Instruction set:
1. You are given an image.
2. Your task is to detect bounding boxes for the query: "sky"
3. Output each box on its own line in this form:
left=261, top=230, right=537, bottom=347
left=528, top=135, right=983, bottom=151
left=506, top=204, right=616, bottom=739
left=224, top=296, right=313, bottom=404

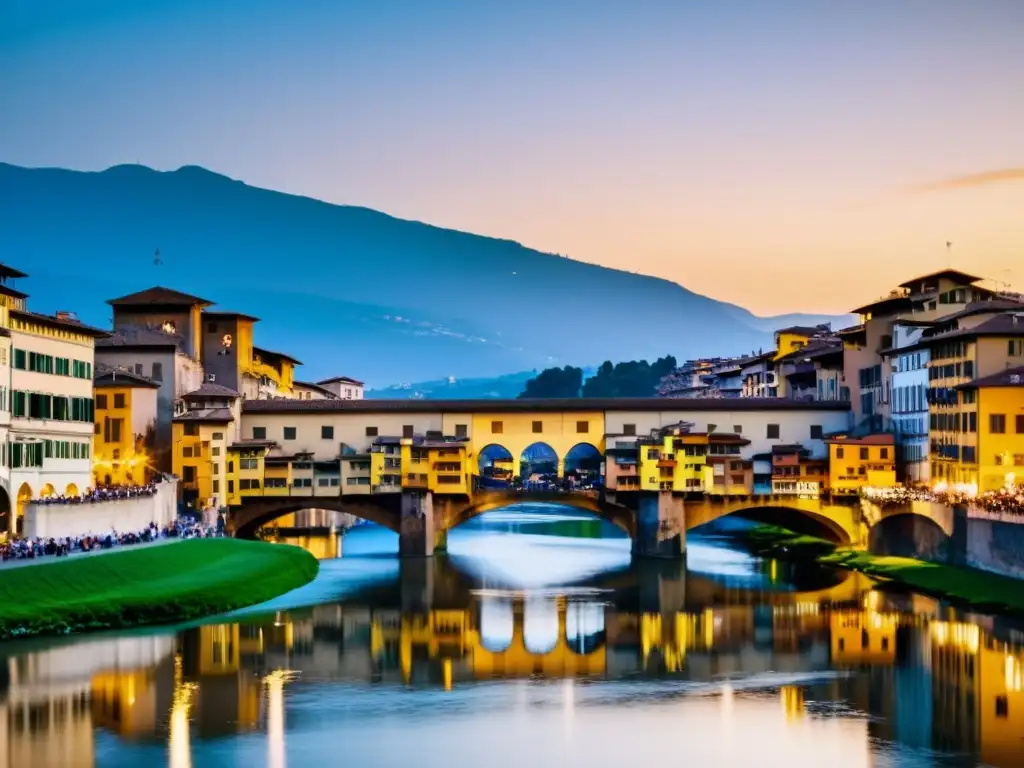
left=2, top=0, right=1023, bottom=315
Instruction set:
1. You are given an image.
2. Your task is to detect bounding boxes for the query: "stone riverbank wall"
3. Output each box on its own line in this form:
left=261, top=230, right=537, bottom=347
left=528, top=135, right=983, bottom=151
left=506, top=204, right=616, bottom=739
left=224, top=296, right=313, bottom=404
left=23, top=478, right=178, bottom=540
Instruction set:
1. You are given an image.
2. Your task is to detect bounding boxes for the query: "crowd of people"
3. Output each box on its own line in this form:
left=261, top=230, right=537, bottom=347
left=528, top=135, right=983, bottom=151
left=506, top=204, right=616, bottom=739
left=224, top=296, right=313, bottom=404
left=860, top=484, right=1024, bottom=515
left=33, top=482, right=160, bottom=505
left=0, top=517, right=220, bottom=562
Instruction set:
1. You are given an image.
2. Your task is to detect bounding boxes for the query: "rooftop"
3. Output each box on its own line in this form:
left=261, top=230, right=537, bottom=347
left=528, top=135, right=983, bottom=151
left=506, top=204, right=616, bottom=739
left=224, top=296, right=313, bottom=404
left=825, top=433, right=895, bottom=446
left=173, top=407, right=234, bottom=423
left=253, top=345, right=303, bottom=366
left=107, top=286, right=214, bottom=308
left=241, top=397, right=852, bottom=415
left=294, top=380, right=339, bottom=398
left=850, top=295, right=914, bottom=317
left=318, top=375, right=365, bottom=386
left=897, top=269, right=983, bottom=290
left=775, top=324, right=830, bottom=337
left=93, top=368, right=161, bottom=389
left=10, top=308, right=110, bottom=338
left=183, top=382, right=241, bottom=399
left=0, top=263, right=29, bottom=281
left=955, top=365, right=1024, bottom=390
left=203, top=310, right=260, bottom=322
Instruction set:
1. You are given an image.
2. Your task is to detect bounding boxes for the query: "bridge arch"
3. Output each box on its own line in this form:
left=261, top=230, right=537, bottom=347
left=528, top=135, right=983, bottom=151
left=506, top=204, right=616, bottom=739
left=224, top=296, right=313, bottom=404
left=564, top=443, right=603, bottom=483
left=229, top=496, right=404, bottom=539
left=445, top=491, right=636, bottom=537
left=685, top=497, right=857, bottom=545
left=868, top=512, right=950, bottom=560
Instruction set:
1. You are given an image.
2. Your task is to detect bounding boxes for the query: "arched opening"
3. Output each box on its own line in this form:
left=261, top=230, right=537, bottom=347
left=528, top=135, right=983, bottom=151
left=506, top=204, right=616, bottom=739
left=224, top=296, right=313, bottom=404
left=566, top=602, right=606, bottom=654
left=65, top=483, right=79, bottom=497
left=869, top=513, right=950, bottom=560
left=692, top=506, right=850, bottom=545
left=39, top=483, right=56, bottom=498
left=520, top=442, right=558, bottom=489
left=16, top=483, right=32, bottom=536
left=0, top=487, right=10, bottom=537
left=479, top=596, right=514, bottom=652
left=523, top=597, right=559, bottom=654
left=563, top=443, right=603, bottom=490
left=477, top=444, right=514, bottom=488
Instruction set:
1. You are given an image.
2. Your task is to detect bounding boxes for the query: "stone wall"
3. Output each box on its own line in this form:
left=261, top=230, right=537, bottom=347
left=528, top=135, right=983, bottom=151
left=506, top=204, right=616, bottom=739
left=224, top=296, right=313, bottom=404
left=964, top=513, right=1024, bottom=580
left=24, top=478, right=178, bottom=539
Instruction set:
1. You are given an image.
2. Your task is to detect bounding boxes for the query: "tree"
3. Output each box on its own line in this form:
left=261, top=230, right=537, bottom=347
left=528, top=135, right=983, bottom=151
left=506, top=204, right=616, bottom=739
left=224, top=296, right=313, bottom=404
left=518, top=366, right=584, bottom=398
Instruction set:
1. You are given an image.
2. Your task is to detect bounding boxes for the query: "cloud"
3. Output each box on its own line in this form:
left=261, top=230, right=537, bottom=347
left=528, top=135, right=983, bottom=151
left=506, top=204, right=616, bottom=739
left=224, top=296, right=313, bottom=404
left=911, top=168, right=1024, bottom=193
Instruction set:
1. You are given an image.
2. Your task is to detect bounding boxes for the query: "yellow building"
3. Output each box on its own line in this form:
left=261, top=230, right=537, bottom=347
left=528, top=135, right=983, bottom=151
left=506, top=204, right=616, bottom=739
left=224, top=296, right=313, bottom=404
left=92, top=368, right=160, bottom=486
left=955, top=365, right=1024, bottom=492
left=830, top=610, right=898, bottom=665
left=638, top=423, right=708, bottom=492
left=826, top=434, right=896, bottom=496
left=370, top=435, right=471, bottom=494
left=172, top=382, right=241, bottom=511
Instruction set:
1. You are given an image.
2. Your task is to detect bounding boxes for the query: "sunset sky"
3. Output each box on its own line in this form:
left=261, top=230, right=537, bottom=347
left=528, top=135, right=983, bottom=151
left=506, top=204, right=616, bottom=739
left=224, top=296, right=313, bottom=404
left=3, top=1, right=1022, bottom=315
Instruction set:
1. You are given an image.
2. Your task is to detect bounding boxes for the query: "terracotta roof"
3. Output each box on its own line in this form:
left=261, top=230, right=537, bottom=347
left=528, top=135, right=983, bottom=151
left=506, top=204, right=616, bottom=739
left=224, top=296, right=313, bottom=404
left=96, top=325, right=185, bottom=349
left=929, top=299, right=1024, bottom=324
left=0, top=283, right=28, bottom=300
left=229, top=439, right=278, bottom=450
left=184, top=382, right=240, bottom=399
left=898, top=269, right=982, bottom=289
left=918, top=313, right=1024, bottom=346
left=173, top=408, right=234, bottom=423
left=771, top=444, right=807, bottom=454
left=242, top=397, right=851, bottom=415
left=955, top=366, right=1024, bottom=390
left=776, top=340, right=843, bottom=364
left=93, top=368, right=160, bottom=388
left=317, top=375, right=365, bottom=386
left=9, top=308, right=110, bottom=338
left=253, top=345, right=302, bottom=366
left=107, top=286, right=213, bottom=307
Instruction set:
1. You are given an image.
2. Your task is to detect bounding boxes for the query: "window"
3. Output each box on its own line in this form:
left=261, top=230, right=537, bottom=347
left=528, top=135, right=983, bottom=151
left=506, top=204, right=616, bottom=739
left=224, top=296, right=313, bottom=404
left=182, top=446, right=193, bottom=458
left=623, top=423, right=636, bottom=436
left=491, top=420, right=503, bottom=434
left=575, top=420, right=589, bottom=434
left=880, top=448, right=889, bottom=459
left=184, top=423, right=199, bottom=436
left=252, top=426, right=266, bottom=440
left=283, top=426, right=297, bottom=440
left=104, top=418, right=123, bottom=443
left=182, top=466, right=196, bottom=483
left=707, top=423, right=717, bottom=433
left=152, top=362, right=163, bottom=381
left=1016, top=414, right=1024, bottom=434
left=859, top=447, right=868, bottom=460
left=402, top=424, right=414, bottom=438
left=212, top=446, right=221, bottom=457
left=96, top=394, right=108, bottom=410
left=228, top=480, right=235, bottom=494
left=134, top=363, right=143, bottom=376
left=990, top=414, right=1007, bottom=434
left=453, top=423, right=468, bottom=438
left=810, top=424, right=823, bottom=439
left=13, top=349, right=26, bottom=370
left=836, top=446, right=844, bottom=459
left=766, top=424, right=780, bottom=439
left=322, top=425, right=334, bottom=440
left=366, top=426, right=378, bottom=437
left=113, top=393, right=125, bottom=409
left=532, top=420, right=543, bottom=433
left=212, top=480, right=220, bottom=493
left=733, top=425, right=742, bottom=434
left=996, top=695, right=1009, bottom=718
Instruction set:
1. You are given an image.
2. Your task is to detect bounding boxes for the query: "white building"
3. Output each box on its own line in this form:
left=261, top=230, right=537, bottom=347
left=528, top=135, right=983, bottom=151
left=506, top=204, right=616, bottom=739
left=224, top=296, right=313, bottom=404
left=888, top=321, right=931, bottom=485
left=0, top=264, right=108, bottom=533
left=317, top=376, right=364, bottom=400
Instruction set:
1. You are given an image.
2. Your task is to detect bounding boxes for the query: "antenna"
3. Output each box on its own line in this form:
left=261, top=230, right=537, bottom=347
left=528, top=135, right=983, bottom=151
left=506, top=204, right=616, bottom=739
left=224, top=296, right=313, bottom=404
left=153, top=248, right=163, bottom=267
left=945, top=241, right=952, bottom=268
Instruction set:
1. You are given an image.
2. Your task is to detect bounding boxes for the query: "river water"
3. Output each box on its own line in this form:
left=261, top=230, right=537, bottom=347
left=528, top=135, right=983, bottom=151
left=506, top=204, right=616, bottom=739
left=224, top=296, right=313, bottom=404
left=3, top=505, right=1024, bottom=767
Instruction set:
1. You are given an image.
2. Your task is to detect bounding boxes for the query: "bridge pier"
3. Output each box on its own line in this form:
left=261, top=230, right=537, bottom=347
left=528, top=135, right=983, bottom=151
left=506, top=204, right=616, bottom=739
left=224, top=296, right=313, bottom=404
left=632, top=491, right=686, bottom=559
left=399, top=491, right=435, bottom=557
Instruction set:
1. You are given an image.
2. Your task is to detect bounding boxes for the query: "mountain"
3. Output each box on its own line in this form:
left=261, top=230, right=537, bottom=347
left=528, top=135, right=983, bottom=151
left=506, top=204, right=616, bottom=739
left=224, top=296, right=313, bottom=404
left=0, top=162, right=850, bottom=385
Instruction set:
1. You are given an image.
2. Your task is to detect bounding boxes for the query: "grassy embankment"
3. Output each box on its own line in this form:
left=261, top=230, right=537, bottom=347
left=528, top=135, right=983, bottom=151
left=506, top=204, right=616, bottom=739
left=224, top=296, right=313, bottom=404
left=745, top=524, right=1024, bottom=615
left=0, top=539, right=319, bottom=641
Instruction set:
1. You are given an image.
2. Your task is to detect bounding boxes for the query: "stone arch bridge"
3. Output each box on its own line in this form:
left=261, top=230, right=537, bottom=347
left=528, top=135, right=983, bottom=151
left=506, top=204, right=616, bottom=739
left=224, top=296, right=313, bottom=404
left=228, top=487, right=954, bottom=559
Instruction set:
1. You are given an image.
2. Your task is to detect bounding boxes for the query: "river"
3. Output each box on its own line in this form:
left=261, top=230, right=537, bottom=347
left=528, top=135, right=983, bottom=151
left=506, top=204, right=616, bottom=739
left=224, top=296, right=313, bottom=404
left=3, top=504, right=1023, bottom=767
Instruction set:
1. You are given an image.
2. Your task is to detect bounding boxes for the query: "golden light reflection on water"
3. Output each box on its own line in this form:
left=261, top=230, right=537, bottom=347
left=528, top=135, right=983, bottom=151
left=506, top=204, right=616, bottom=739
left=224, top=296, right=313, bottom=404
left=3, top=563, right=1024, bottom=766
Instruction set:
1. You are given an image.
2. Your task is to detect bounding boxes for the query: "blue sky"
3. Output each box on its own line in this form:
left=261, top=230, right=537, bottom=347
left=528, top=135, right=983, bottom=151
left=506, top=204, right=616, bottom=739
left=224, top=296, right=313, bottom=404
left=3, top=1, right=1023, bottom=312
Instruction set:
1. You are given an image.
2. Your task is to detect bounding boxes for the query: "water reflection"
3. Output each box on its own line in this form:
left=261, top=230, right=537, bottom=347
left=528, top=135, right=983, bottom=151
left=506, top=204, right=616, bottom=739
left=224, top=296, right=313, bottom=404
left=1, top=511, right=1023, bottom=766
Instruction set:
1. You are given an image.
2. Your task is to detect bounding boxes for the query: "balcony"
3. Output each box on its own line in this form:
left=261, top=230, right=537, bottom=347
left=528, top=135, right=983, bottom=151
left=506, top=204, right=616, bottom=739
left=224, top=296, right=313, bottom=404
left=404, top=474, right=429, bottom=489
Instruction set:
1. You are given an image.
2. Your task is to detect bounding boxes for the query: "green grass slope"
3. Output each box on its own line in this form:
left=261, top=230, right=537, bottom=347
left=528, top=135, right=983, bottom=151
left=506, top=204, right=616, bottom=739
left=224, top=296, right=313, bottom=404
left=0, top=539, right=319, bottom=640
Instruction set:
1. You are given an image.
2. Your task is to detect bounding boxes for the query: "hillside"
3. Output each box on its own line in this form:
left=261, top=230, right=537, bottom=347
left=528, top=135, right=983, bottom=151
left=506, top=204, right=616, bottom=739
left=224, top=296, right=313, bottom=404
left=0, top=162, right=848, bottom=384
